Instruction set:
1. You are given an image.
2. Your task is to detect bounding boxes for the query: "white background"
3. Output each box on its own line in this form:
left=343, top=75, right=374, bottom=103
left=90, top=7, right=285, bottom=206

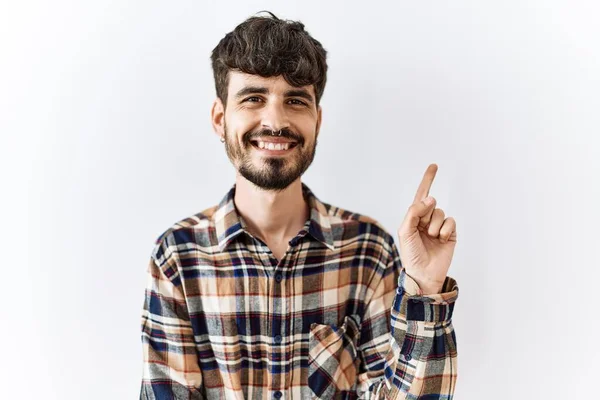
left=2, top=0, right=599, bottom=398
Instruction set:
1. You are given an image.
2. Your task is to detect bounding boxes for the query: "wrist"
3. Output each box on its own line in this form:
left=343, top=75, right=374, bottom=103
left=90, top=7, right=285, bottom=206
left=409, top=274, right=445, bottom=295
left=419, top=284, right=443, bottom=295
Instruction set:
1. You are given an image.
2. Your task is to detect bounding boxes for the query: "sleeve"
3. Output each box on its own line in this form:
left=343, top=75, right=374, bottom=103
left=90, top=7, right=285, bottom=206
left=355, top=239, right=459, bottom=399
left=139, top=238, right=204, bottom=399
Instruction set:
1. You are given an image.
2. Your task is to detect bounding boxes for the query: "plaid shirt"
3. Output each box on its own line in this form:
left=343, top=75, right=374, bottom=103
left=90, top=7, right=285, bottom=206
left=140, top=183, right=459, bottom=399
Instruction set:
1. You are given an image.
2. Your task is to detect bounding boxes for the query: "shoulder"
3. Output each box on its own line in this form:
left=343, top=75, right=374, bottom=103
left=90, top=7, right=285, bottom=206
left=150, top=204, right=219, bottom=259
left=320, top=200, right=396, bottom=253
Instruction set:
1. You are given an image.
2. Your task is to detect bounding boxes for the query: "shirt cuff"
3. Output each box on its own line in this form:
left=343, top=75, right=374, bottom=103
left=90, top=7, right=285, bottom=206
left=398, top=270, right=459, bottom=322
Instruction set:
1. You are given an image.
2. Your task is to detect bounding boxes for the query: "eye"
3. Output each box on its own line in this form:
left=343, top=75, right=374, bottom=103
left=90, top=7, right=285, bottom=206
left=288, top=99, right=307, bottom=106
left=243, top=96, right=263, bottom=103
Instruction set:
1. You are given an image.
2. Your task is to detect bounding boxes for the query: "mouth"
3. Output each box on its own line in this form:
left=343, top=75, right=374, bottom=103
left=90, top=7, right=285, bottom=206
left=250, top=139, right=299, bottom=154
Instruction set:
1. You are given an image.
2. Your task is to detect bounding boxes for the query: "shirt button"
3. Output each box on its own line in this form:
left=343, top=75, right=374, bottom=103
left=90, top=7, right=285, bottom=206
left=274, top=335, right=282, bottom=344
left=275, top=273, right=283, bottom=282
left=274, top=390, right=282, bottom=399
left=403, top=353, right=412, bottom=361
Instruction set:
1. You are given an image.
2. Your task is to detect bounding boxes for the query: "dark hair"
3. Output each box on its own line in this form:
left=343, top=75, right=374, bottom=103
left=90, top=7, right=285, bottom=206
left=210, top=11, right=328, bottom=107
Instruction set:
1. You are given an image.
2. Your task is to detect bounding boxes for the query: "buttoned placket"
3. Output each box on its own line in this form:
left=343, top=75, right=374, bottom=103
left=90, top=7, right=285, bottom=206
left=263, top=228, right=308, bottom=399
left=239, top=213, right=311, bottom=398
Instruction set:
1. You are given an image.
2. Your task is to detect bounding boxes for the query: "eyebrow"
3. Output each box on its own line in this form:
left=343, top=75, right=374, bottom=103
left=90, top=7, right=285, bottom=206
left=284, top=89, right=314, bottom=104
left=235, top=86, right=314, bottom=104
left=235, top=86, right=269, bottom=99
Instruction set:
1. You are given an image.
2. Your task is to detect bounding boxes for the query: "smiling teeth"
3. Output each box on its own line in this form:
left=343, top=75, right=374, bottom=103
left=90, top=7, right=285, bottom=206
left=257, top=142, right=291, bottom=150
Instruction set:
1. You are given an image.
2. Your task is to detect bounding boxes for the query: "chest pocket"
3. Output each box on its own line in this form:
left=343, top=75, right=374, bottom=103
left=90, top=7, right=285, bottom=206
left=308, top=315, right=361, bottom=397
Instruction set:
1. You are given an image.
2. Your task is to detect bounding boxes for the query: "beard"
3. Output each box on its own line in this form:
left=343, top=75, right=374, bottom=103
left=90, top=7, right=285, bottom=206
left=223, top=122, right=317, bottom=191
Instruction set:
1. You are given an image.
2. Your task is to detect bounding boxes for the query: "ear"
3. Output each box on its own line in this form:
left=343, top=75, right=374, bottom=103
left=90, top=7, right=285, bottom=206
left=211, top=97, right=225, bottom=138
left=315, top=105, right=322, bottom=140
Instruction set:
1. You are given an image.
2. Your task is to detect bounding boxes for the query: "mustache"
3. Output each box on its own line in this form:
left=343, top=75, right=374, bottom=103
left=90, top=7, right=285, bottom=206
left=244, top=128, right=304, bottom=144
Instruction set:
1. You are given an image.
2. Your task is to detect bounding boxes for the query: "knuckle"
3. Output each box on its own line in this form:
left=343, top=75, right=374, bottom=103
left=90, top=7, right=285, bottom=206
left=425, top=197, right=436, bottom=206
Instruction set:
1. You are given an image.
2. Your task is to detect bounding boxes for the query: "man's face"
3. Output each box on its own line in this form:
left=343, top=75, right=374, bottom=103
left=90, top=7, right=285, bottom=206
left=213, top=71, right=322, bottom=191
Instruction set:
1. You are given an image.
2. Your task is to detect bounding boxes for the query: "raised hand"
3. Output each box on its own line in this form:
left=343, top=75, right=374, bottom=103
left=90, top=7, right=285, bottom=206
left=397, top=164, right=457, bottom=294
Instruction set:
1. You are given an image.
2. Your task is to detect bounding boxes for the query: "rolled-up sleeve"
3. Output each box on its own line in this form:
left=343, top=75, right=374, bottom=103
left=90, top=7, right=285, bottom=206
left=356, top=238, right=459, bottom=399
left=385, top=271, right=459, bottom=398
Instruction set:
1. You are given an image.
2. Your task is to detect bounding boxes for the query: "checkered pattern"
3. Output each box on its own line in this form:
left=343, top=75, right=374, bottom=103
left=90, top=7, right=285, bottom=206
left=140, top=183, right=459, bottom=399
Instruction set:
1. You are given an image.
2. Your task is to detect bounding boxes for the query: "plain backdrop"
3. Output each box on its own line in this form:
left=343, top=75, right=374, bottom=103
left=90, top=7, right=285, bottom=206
left=2, top=0, right=599, bottom=399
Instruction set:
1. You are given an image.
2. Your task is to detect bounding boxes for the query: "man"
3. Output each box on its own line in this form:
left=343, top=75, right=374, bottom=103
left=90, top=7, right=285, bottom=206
left=140, top=12, right=459, bottom=399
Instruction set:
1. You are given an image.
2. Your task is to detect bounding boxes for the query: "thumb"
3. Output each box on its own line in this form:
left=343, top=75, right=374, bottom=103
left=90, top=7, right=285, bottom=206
left=399, top=196, right=436, bottom=237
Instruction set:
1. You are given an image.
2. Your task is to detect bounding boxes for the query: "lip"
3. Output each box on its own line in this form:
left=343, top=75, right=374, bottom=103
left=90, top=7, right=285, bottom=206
left=250, top=138, right=298, bottom=144
left=250, top=140, right=298, bottom=155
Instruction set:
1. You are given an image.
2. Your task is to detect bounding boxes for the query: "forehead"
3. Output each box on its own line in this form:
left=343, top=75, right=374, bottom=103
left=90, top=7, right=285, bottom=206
left=227, top=71, right=315, bottom=97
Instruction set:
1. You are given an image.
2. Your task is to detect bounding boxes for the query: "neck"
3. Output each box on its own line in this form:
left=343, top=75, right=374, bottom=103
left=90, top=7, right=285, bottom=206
left=233, top=174, right=309, bottom=244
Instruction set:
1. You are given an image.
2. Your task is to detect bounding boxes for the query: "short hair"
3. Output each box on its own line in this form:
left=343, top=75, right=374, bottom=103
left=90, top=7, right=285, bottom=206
left=210, top=11, right=328, bottom=107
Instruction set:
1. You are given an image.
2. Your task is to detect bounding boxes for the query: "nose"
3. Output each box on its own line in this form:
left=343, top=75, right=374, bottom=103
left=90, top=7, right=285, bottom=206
left=261, top=101, right=290, bottom=133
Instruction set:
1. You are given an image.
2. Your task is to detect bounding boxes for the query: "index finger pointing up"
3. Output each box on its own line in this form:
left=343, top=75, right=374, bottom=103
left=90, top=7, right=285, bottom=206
left=413, top=163, right=439, bottom=204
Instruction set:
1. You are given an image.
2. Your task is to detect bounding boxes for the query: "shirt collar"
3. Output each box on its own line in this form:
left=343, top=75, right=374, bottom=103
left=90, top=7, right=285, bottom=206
left=214, top=182, right=336, bottom=252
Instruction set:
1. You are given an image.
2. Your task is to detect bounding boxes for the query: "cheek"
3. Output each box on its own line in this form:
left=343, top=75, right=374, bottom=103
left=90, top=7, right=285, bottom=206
left=295, top=112, right=318, bottom=131
left=227, top=113, right=261, bottom=138
left=297, top=122, right=318, bottom=142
